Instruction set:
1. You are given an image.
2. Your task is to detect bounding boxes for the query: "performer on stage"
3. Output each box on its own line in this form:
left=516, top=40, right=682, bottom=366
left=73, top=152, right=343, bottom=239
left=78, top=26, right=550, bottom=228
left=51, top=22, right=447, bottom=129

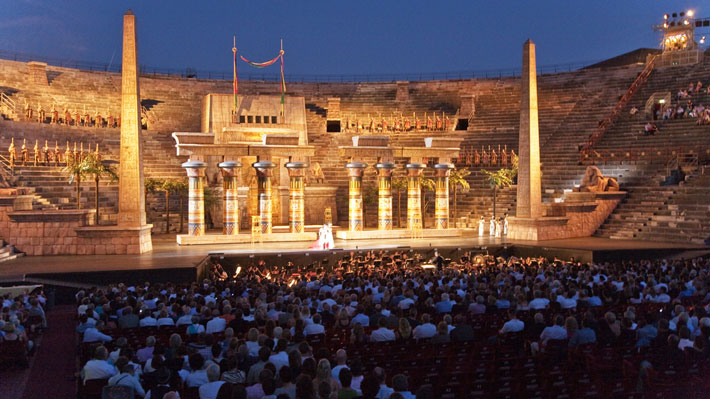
left=503, top=213, right=509, bottom=236
left=310, top=223, right=335, bottom=250
left=495, top=217, right=502, bottom=238
left=478, top=216, right=485, bottom=237
left=489, top=216, right=495, bottom=237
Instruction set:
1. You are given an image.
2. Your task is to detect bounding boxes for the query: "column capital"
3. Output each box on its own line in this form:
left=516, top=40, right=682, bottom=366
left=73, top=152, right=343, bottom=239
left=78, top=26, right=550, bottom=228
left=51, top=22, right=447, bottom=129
left=286, top=161, right=308, bottom=177
left=346, top=162, right=367, bottom=178
left=218, top=161, right=241, bottom=177
left=434, top=163, right=454, bottom=177
left=182, top=161, right=207, bottom=177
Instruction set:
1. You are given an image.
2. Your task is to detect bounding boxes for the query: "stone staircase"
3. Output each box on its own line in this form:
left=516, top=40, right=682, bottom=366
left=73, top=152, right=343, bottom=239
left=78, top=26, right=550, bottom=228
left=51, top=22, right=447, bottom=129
left=0, top=239, right=23, bottom=263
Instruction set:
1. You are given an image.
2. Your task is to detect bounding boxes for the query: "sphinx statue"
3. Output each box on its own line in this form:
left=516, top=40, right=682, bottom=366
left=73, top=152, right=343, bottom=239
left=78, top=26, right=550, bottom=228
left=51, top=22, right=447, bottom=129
left=576, top=166, right=619, bottom=192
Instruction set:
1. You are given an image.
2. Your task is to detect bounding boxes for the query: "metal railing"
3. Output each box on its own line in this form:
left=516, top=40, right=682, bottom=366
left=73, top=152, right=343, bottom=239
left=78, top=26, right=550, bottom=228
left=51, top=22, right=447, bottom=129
left=0, top=92, right=16, bottom=118
left=0, top=49, right=599, bottom=83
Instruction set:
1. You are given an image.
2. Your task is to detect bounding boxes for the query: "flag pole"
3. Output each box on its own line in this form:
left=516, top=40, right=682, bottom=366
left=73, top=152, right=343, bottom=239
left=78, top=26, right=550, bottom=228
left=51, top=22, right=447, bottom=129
left=232, top=35, right=238, bottom=121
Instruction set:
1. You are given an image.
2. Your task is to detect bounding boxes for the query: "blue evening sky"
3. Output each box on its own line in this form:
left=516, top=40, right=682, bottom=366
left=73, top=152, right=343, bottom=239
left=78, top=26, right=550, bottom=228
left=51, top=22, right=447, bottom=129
left=0, top=0, right=703, bottom=76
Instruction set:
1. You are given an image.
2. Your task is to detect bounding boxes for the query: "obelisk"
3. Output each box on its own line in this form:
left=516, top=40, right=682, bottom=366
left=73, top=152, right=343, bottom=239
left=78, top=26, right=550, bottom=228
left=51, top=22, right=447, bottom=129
left=118, top=10, right=147, bottom=227
left=516, top=39, right=542, bottom=219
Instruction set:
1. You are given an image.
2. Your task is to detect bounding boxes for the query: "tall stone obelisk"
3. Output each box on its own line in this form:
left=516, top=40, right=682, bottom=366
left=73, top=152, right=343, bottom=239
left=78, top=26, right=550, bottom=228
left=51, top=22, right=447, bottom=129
left=516, top=39, right=542, bottom=219
left=118, top=10, right=147, bottom=227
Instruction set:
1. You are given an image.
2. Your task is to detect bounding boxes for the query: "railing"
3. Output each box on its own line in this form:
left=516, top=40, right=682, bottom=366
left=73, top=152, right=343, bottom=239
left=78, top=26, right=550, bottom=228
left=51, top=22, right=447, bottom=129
left=0, top=154, right=13, bottom=183
left=578, top=54, right=659, bottom=162
left=0, top=92, right=16, bottom=119
left=0, top=49, right=600, bottom=83
left=580, top=145, right=708, bottom=166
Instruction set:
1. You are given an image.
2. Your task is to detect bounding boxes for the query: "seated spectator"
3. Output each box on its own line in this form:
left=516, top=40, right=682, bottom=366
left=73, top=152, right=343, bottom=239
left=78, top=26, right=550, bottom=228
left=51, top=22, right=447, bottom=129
left=143, top=367, right=176, bottom=399
left=199, top=364, right=225, bottom=399
left=391, top=374, right=415, bottom=399
left=83, top=320, right=112, bottom=343
left=412, top=314, right=436, bottom=340
left=331, top=349, right=349, bottom=379
left=81, top=345, right=117, bottom=383
left=157, top=310, right=175, bottom=327
left=370, top=318, right=395, bottom=342
left=469, top=295, right=486, bottom=314
left=569, top=318, right=597, bottom=348
left=246, top=369, right=272, bottom=399
left=305, top=313, right=326, bottom=336
left=107, top=357, right=145, bottom=397
left=187, top=316, right=205, bottom=335
left=206, top=309, right=226, bottom=334
left=435, top=293, right=454, bottom=313
left=139, top=309, right=157, bottom=327
left=247, top=346, right=271, bottom=385
left=118, top=307, right=139, bottom=329
left=274, top=365, right=296, bottom=398
left=430, top=321, right=451, bottom=344
left=337, top=368, right=358, bottom=399
left=136, top=335, right=156, bottom=363
left=499, top=310, right=524, bottom=334
left=450, top=314, right=474, bottom=342
left=183, top=353, right=209, bottom=387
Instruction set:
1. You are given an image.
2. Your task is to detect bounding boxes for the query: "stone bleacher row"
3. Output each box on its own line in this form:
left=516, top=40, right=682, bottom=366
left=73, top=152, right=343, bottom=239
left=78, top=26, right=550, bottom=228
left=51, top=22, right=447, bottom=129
left=79, top=300, right=710, bottom=398
left=592, top=56, right=710, bottom=243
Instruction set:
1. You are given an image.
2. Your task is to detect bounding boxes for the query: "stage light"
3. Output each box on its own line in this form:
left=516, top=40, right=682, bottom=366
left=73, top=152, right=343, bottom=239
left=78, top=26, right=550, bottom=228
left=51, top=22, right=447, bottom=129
left=664, top=22, right=669, bottom=28
left=664, top=14, right=669, bottom=20
left=701, top=36, right=706, bottom=44
left=684, top=19, right=689, bottom=25
left=687, top=10, right=694, bottom=17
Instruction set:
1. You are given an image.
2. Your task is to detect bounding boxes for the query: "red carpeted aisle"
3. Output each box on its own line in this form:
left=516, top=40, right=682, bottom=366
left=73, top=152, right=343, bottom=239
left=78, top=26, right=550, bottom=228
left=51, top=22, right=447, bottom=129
left=20, top=305, right=77, bottom=399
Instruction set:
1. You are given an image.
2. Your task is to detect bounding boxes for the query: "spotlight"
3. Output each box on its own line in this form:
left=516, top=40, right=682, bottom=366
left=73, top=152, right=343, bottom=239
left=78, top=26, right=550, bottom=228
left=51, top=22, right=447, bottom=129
left=701, top=36, right=706, bottom=44
left=664, top=14, right=669, bottom=20
left=687, top=10, right=694, bottom=17
left=664, top=22, right=669, bottom=28
left=684, top=19, right=689, bottom=25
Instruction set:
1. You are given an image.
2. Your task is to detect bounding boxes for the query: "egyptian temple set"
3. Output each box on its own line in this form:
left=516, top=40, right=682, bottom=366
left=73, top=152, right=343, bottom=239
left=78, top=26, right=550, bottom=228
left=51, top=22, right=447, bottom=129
left=0, top=10, right=709, bottom=256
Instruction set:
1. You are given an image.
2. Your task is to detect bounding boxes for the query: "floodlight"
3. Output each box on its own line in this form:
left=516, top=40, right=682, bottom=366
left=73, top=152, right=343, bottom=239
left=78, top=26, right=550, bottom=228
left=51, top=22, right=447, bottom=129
left=687, top=10, right=694, bottom=17
left=664, top=14, right=669, bottom=19
left=684, top=19, right=690, bottom=25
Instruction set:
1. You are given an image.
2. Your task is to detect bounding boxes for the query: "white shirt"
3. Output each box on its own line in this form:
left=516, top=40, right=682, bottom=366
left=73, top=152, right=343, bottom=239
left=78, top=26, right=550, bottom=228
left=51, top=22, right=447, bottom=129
left=500, top=319, right=524, bottom=334
left=331, top=364, right=349, bottom=379
left=176, top=315, right=193, bottom=326
left=352, top=313, right=370, bottom=327
left=139, top=317, right=157, bottom=327
left=82, top=359, right=117, bottom=383
left=304, top=323, right=325, bottom=336
left=370, top=327, right=395, bottom=342
left=268, top=351, right=289, bottom=371
left=529, top=298, right=549, bottom=310
left=205, top=318, right=226, bottom=334
left=83, top=327, right=112, bottom=343
left=413, top=323, right=436, bottom=339
left=199, top=381, right=225, bottom=399
left=108, top=372, right=145, bottom=397
left=185, top=370, right=209, bottom=387
left=376, top=385, right=395, bottom=399
left=540, top=325, right=567, bottom=345
left=398, top=298, right=415, bottom=310
left=678, top=338, right=694, bottom=351
left=157, top=317, right=175, bottom=326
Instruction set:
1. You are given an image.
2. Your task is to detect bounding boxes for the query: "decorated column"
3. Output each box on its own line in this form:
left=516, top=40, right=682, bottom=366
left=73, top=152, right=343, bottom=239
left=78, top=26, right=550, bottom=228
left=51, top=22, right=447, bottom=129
left=219, top=161, right=241, bottom=235
left=182, top=161, right=207, bottom=236
left=434, top=163, right=454, bottom=229
left=285, top=161, right=308, bottom=233
left=346, top=162, right=367, bottom=232
left=253, top=161, right=276, bottom=234
left=375, top=162, right=395, bottom=231
left=406, top=163, right=426, bottom=230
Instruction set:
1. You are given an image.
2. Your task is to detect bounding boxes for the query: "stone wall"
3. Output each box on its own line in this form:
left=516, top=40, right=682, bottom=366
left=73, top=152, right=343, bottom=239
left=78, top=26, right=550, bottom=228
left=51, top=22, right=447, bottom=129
left=0, top=196, right=151, bottom=255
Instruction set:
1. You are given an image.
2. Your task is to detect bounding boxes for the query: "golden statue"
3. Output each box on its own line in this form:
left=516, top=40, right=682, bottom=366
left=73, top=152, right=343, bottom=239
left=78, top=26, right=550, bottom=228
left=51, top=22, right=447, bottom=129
left=95, top=110, right=102, bottom=128
left=65, top=142, right=73, bottom=167
left=50, top=104, right=58, bottom=124
left=95, top=143, right=101, bottom=162
left=37, top=103, right=45, bottom=123
left=43, top=140, right=50, bottom=165
left=8, top=138, right=16, bottom=168
left=21, top=139, right=28, bottom=166
left=33, top=140, right=39, bottom=166
left=54, top=141, right=61, bottom=166
left=24, top=101, right=32, bottom=121
left=64, top=107, right=71, bottom=126
left=309, top=162, right=325, bottom=184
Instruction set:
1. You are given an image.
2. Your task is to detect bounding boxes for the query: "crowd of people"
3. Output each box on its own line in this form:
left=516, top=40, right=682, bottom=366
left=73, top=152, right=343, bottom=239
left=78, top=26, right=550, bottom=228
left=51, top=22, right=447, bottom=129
left=0, top=287, right=48, bottom=364
left=73, top=251, right=710, bottom=398
left=455, top=145, right=517, bottom=169
left=663, top=81, right=710, bottom=125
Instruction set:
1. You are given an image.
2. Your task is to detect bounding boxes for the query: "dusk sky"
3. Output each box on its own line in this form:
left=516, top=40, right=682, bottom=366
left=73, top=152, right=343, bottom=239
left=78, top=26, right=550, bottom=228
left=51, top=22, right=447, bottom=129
left=0, top=1, right=704, bottom=78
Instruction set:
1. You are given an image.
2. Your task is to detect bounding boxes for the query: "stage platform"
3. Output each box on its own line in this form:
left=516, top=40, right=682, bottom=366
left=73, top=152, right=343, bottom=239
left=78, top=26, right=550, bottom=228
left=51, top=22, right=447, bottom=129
left=176, top=231, right=317, bottom=245
left=335, top=228, right=462, bottom=240
left=0, top=233, right=707, bottom=287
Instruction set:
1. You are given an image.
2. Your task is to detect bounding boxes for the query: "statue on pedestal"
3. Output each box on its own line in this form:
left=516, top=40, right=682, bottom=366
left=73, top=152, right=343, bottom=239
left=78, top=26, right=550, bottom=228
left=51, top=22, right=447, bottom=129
left=576, top=166, right=619, bottom=192
left=107, top=109, right=114, bottom=128
left=445, top=115, right=451, bottom=131
left=436, top=114, right=442, bottom=130
left=481, top=147, right=489, bottom=166
left=8, top=138, right=16, bottom=168
left=95, top=110, right=103, bottom=128
left=33, top=140, right=39, bottom=166
left=490, top=149, right=497, bottom=166
left=74, top=109, right=81, bottom=127
left=21, top=139, right=28, bottom=166
left=64, top=107, right=72, bottom=126
left=509, top=149, right=518, bottom=166
left=500, top=146, right=508, bottom=167
left=415, top=112, right=421, bottom=131
left=43, top=140, right=50, bottom=165
left=65, top=142, right=73, bottom=167
left=50, top=104, right=59, bottom=124
left=24, top=101, right=32, bottom=121
left=426, top=114, right=433, bottom=131
left=474, top=149, right=480, bottom=166
left=309, top=162, right=325, bottom=184
left=37, top=103, right=45, bottom=123
left=404, top=116, right=411, bottom=131
left=381, top=117, right=388, bottom=132
left=83, top=106, right=90, bottom=127
left=54, top=141, right=61, bottom=166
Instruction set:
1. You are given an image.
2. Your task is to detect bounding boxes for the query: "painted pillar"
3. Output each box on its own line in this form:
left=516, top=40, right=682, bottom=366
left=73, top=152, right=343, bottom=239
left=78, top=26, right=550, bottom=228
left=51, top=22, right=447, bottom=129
left=285, top=161, right=308, bottom=233
left=219, top=161, right=241, bottom=235
left=182, top=161, right=207, bottom=236
left=406, top=163, right=426, bottom=230
left=346, top=162, right=367, bottom=232
left=253, top=161, right=276, bottom=234
left=434, top=163, right=454, bottom=229
left=375, top=162, right=395, bottom=231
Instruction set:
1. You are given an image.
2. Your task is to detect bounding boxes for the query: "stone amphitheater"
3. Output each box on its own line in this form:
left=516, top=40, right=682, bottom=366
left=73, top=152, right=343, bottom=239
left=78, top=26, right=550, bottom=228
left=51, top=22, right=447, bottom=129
left=1, top=49, right=710, bottom=257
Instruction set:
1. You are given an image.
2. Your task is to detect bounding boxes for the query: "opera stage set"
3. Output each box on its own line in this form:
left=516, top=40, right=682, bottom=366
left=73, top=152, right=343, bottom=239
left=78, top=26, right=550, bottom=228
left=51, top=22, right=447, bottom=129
left=1, top=9, right=710, bottom=288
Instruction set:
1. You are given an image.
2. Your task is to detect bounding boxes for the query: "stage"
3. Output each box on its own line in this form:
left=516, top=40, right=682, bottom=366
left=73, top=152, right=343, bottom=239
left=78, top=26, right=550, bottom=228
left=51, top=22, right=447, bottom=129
left=0, top=232, right=707, bottom=289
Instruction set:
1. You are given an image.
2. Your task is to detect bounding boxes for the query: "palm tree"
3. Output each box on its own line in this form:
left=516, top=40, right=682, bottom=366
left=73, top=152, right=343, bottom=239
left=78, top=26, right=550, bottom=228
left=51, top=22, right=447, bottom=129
left=481, top=158, right=518, bottom=218
left=62, top=156, right=89, bottom=210
left=391, top=175, right=408, bottom=228
left=448, top=168, right=471, bottom=219
left=80, top=153, right=118, bottom=225
left=160, top=178, right=187, bottom=233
